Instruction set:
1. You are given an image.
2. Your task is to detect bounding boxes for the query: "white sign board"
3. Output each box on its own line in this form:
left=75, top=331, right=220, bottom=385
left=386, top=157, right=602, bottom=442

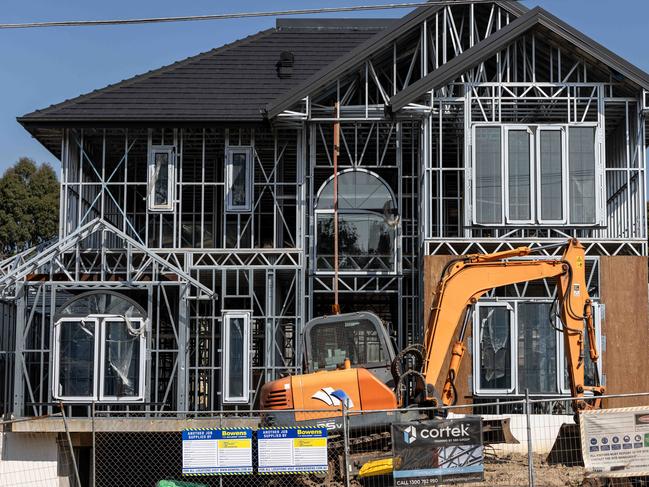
left=182, top=428, right=253, bottom=475
left=258, top=427, right=328, bottom=473
left=581, top=407, right=649, bottom=477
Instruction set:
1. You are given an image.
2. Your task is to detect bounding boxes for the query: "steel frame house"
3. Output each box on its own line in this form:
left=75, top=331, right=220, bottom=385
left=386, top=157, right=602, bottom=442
left=2, top=1, right=649, bottom=428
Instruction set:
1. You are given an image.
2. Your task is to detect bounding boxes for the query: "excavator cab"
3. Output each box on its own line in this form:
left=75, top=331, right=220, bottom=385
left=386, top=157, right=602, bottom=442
left=303, top=312, right=396, bottom=387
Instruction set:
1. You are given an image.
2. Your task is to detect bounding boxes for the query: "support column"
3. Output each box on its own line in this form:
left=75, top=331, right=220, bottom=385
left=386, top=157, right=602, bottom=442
left=177, top=282, right=189, bottom=412
left=12, top=284, right=25, bottom=416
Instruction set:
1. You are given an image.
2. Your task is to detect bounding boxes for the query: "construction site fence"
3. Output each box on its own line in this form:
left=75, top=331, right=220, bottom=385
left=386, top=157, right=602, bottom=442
left=3, top=392, right=649, bottom=486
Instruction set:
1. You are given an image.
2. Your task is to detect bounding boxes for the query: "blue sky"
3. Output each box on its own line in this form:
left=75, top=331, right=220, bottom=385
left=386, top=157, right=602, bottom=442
left=1, top=0, right=647, bottom=172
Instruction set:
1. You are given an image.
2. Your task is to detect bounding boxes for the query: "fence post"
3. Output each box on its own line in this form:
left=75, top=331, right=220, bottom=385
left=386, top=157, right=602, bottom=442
left=91, top=401, right=96, bottom=487
left=525, top=389, right=535, bottom=487
left=342, top=403, right=351, bottom=487
left=60, top=402, right=82, bottom=487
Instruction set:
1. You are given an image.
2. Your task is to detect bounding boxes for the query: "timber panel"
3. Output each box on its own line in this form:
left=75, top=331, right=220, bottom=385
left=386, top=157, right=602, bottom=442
left=600, top=256, right=649, bottom=407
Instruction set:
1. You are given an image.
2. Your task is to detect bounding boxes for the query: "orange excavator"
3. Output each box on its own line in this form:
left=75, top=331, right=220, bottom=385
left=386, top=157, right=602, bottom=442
left=260, top=239, right=604, bottom=470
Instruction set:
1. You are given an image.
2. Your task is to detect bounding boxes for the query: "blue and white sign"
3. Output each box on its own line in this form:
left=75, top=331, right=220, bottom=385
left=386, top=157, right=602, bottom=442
left=258, top=427, right=328, bottom=474
left=182, top=428, right=253, bottom=475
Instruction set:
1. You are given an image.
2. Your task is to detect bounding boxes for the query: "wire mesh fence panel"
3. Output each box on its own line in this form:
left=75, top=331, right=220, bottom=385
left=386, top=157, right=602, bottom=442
left=8, top=394, right=649, bottom=487
left=92, top=409, right=348, bottom=487
left=530, top=394, right=649, bottom=487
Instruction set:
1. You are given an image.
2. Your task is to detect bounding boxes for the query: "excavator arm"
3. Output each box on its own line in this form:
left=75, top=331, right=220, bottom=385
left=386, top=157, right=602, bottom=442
left=423, top=239, right=604, bottom=411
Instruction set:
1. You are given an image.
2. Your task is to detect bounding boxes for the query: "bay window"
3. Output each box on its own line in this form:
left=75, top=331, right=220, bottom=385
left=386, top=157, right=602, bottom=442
left=472, top=124, right=601, bottom=226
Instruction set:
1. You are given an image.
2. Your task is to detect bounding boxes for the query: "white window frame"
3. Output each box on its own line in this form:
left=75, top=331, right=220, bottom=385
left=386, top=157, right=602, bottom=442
left=535, top=126, right=568, bottom=225
left=504, top=126, right=536, bottom=224
left=147, top=145, right=176, bottom=212
left=470, top=123, right=602, bottom=227
left=53, top=317, right=100, bottom=401
left=472, top=302, right=516, bottom=395
left=53, top=315, right=146, bottom=402
left=473, top=300, right=604, bottom=397
left=98, top=317, right=147, bottom=402
left=225, top=146, right=254, bottom=212
left=471, top=124, right=505, bottom=225
left=222, top=311, right=251, bottom=404
left=313, top=168, right=399, bottom=276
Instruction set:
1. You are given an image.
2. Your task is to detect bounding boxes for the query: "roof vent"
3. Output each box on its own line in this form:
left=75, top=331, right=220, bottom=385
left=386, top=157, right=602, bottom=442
left=276, top=51, right=295, bottom=79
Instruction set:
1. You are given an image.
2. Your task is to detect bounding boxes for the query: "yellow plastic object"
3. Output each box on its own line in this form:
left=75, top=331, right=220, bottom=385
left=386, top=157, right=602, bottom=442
left=358, top=458, right=394, bottom=478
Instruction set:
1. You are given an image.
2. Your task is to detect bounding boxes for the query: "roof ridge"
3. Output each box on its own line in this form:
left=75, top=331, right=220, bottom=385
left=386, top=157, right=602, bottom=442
left=19, top=27, right=276, bottom=120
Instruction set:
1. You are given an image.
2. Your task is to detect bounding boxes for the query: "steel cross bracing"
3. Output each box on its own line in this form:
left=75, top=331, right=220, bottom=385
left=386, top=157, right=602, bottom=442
left=0, top=218, right=215, bottom=300
left=416, top=31, right=647, bottom=248
left=275, top=2, right=516, bottom=123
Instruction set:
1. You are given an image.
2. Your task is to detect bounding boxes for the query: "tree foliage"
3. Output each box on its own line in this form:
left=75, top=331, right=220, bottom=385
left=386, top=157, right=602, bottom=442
left=0, top=158, right=59, bottom=258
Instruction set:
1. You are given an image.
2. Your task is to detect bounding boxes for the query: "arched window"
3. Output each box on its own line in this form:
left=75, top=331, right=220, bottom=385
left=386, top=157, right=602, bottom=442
left=315, top=170, right=398, bottom=273
left=53, top=291, right=146, bottom=402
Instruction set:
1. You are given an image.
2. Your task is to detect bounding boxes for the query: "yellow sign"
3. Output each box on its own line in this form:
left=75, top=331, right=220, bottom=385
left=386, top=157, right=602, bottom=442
left=218, top=439, right=252, bottom=449
left=294, top=438, right=327, bottom=448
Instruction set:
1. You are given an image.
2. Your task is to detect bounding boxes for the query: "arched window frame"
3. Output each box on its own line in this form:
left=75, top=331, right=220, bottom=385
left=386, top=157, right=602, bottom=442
left=52, top=291, right=147, bottom=403
left=314, top=168, right=399, bottom=275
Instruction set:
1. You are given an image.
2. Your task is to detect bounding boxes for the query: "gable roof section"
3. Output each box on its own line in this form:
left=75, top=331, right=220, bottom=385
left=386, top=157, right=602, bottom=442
left=266, top=0, right=528, bottom=118
left=390, top=7, right=649, bottom=111
left=18, top=21, right=391, bottom=125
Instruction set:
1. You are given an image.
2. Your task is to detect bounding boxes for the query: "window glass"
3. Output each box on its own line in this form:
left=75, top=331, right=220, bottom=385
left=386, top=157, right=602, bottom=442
left=517, top=303, right=557, bottom=394
left=508, top=130, right=531, bottom=221
left=478, top=306, right=511, bottom=390
left=153, top=152, right=170, bottom=206
left=569, top=127, right=596, bottom=224
left=317, top=171, right=394, bottom=211
left=57, top=320, right=95, bottom=398
left=309, top=318, right=386, bottom=371
left=230, top=152, right=249, bottom=208
left=103, top=320, right=141, bottom=398
left=539, top=130, right=564, bottom=221
left=223, top=314, right=249, bottom=402
left=317, top=213, right=395, bottom=271
left=475, top=127, right=502, bottom=224
left=228, top=317, right=245, bottom=398
left=315, top=170, right=398, bottom=272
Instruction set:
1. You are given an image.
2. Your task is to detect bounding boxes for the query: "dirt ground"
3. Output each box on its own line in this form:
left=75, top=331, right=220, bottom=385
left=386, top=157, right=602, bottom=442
left=485, top=453, right=585, bottom=486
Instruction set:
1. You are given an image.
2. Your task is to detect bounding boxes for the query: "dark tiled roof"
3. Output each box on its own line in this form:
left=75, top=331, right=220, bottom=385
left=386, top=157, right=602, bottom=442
left=19, top=20, right=394, bottom=124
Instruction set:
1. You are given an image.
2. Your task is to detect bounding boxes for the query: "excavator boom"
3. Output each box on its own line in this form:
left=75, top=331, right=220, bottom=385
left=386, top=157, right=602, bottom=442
left=423, top=239, right=603, bottom=409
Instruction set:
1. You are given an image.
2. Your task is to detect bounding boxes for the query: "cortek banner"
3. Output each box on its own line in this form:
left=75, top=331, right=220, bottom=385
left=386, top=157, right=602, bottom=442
left=392, top=418, right=484, bottom=486
left=581, top=406, right=649, bottom=477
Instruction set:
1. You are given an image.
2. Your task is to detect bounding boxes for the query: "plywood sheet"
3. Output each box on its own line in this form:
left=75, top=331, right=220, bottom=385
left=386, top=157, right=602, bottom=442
left=599, top=256, right=649, bottom=408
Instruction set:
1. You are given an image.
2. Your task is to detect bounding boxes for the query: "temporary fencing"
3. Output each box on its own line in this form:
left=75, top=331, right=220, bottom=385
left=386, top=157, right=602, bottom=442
left=3, top=392, right=649, bottom=486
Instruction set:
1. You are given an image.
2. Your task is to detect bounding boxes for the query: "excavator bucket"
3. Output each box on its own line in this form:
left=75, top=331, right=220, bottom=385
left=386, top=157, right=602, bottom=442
left=482, top=418, right=519, bottom=445
left=547, top=423, right=583, bottom=466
